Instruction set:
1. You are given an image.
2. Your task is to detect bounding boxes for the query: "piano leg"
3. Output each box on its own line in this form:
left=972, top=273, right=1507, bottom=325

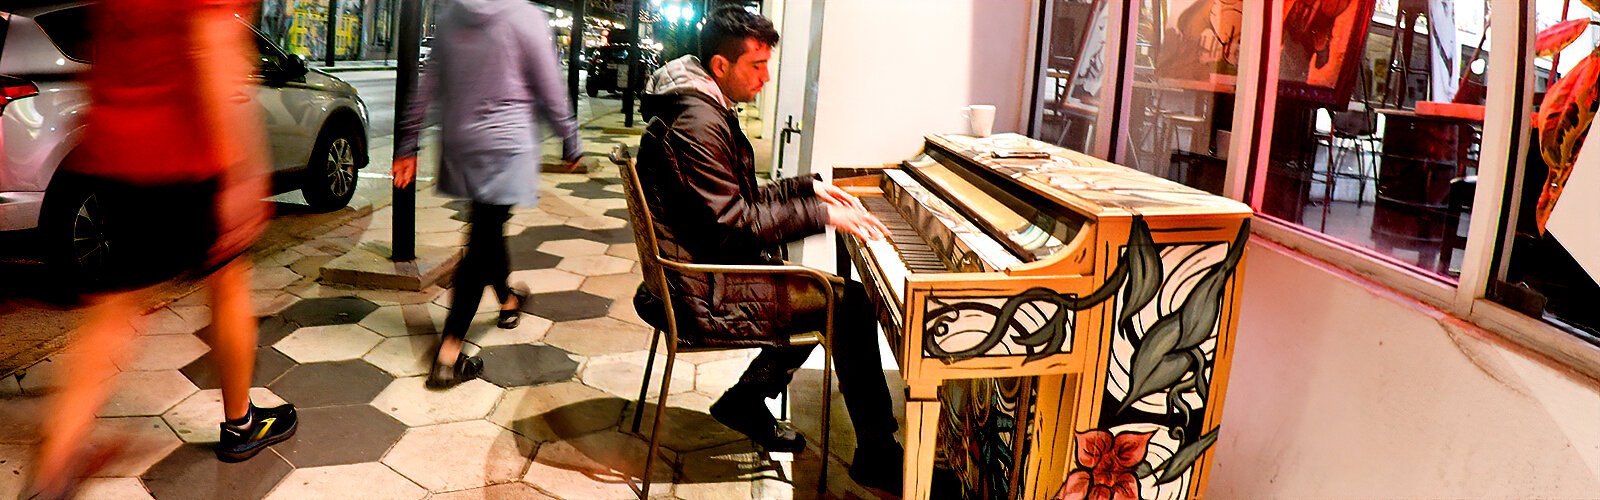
left=903, top=398, right=940, bottom=500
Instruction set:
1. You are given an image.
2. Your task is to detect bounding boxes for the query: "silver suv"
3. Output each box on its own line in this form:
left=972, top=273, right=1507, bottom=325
left=0, top=2, right=370, bottom=281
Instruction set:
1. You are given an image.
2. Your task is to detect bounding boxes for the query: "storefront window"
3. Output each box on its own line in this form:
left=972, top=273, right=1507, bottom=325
left=1034, top=0, right=1111, bottom=156
left=1491, top=0, right=1600, bottom=338
left=1124, top=0, right=1242, bottom=194
left=1259, top=0, right=1492, bottom=282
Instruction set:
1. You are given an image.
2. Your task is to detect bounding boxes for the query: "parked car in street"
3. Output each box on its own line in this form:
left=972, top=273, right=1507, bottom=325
left=584, top=43, right=660, bottom=97
left=0, top=2, right=371, bottom=283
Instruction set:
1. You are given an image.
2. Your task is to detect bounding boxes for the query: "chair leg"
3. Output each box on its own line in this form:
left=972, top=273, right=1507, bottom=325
left=633, top=328, right=662, bottom=434
left=816, top=341, right=834, bottom=495
left=779, top=388, right=789, bottom=422
left=639, top=350, right=678, bottom=499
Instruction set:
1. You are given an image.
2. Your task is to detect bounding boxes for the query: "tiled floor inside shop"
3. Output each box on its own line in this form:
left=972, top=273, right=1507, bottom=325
left=0, top=121, right=897, bottom=499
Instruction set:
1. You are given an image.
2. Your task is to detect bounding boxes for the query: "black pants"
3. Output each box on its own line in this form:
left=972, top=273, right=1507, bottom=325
left=734, top=281, right=898, bottom=442
left=444, top=202, right=513, bottom=339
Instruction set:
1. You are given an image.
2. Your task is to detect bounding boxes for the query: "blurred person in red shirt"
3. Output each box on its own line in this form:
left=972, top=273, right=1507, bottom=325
left=29, top=0, right=295, bottom=496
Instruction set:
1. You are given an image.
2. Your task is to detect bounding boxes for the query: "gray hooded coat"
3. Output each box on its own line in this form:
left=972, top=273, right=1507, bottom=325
left=395, top=0, right=580, bottom=206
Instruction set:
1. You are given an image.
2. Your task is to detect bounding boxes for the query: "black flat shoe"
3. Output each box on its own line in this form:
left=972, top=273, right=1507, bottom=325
left=849, top=439, right=905, bottom=495
left=497, top=293, right=523, bottom=330
left=426, top=353, right=483, bottom=390
left=710, top=388, right=806, bottom=453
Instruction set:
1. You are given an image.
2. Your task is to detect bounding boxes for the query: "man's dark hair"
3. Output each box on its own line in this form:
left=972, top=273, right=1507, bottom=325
left=698, top=6, right=779, bottom=69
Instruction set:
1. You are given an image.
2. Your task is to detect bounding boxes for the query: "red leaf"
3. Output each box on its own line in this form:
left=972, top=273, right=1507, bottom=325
left=1585, top=0, right=1600, bottom=14
left=1537, top=19, right=1590, bottom=58
left=1074, top=429, right=1115, bottom=469
left=1111, top=431, right=1156, bottom=469
left=1536, top=55, right=1585, bottom=132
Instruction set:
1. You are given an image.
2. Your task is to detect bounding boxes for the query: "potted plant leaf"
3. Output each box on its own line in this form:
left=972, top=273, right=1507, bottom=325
left=1532, top=0, right=1600, bottom=232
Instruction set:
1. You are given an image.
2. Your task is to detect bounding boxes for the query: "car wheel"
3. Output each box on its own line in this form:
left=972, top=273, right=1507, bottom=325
left=301, top=126, right=360, bottom=211
left=43, top=182, right=110, bottom=286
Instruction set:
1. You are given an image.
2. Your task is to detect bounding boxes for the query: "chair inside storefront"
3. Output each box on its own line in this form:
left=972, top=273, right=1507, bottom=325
left=1313, top=67, right=1382, bottom=231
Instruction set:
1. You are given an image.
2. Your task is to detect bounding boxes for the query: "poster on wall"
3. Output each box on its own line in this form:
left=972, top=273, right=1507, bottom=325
left=1154, top=0, right=1244, bottom=81
left=282, top=0, right=365, bottom=59
left=1277, top=0, right=1377, bottom=105
left=1427, top=0, right=1459, bottom=102
left=1067, top=0, right=1111, bottom=108
left=1548, top=124, right=1600, bottom=288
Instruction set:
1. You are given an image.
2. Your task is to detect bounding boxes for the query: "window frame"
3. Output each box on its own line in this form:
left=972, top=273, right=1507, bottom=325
left=1024, top=0, right=1600, bottom=377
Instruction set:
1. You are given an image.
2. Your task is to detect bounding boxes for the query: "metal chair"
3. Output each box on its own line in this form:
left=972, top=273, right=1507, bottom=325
left=611, top=144, right=837, bottom=498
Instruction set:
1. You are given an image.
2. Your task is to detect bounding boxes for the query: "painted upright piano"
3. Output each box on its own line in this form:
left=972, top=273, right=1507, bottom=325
left=834, top=133, right=1252, bottom=499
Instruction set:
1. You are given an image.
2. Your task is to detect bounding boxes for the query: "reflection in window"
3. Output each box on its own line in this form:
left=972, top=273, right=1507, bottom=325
left=1034, top=0, right=1110, bottom=155
left=1261, top=0, right=1490, bottom=283
left=1492, top=0, right=1600, bottom=339
left=1124, top=0, right=1242, bottom=194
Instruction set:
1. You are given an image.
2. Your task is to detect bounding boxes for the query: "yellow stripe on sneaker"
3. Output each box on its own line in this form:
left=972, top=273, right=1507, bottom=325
left=251, top=417, right=277, bottom=441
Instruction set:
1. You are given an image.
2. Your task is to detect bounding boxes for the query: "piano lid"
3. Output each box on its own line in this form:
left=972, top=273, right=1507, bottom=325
left=927, top=134, right=1254, bottom=220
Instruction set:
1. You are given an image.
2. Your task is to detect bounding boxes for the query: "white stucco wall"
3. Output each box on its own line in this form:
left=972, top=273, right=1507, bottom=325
left=1211, top=240, right=1600, bottom=498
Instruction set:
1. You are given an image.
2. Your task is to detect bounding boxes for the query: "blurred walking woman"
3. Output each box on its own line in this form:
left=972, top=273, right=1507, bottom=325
left=393, top=0, right=582, bottom=388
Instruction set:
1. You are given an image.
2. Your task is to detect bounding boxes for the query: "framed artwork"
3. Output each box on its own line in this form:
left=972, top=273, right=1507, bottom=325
left=1066, top=0, right=1112, bottom=108
left=1154, top=0, right=1245, bottom=81
left=1277, top=0, right=1377, bottom=105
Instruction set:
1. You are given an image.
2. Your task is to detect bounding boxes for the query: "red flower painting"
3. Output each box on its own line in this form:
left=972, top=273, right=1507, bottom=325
left=1055, top=429, right=1154, bottom=500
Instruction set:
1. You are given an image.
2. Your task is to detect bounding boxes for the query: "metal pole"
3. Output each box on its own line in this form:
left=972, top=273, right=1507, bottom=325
left=568, top=0, right=586, bottom=117
left=622, top=0, right=642, bottom=127
left=392, top=0, right=422, bottom=262
left=325, top=0, right=339, bottom=67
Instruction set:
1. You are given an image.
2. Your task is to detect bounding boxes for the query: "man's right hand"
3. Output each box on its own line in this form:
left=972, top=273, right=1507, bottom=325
left=827, top=205, right=889, bottom=242
left=392, top=156, right=417, bottom=188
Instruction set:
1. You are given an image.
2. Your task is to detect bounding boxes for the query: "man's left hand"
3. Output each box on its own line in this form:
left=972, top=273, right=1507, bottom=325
left=814, top=180, right=864, bottom=210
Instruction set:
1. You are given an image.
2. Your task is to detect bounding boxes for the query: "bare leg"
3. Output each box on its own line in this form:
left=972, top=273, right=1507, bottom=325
left=33, top=290, right=145, bottom=493
left=206, top=259, right=257, bottom=421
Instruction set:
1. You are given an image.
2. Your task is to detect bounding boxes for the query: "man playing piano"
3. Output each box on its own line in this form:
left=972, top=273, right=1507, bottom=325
left=632, top=6, right=903, bottom=492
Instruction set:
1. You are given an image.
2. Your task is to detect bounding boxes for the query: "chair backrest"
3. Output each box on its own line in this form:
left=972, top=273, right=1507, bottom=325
left=617, top=144, right=670, bottom=302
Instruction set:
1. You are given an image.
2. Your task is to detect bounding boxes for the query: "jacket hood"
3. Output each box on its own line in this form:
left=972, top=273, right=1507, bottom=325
left=449, top=0, right=518, bottom=25
left=646, top=55, right=734, bottom=110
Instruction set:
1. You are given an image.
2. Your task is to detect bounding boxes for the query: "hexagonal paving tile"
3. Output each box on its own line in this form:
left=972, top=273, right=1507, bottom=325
left=605, top=243, right=641, bottom=261
left=464, top=312, right=553, bottom=347
left=510, top=248, right=564, bottom=272
left=603, top=208, right=629, bottom=220
left=100, top=370, right=198, bottom=417
left=142, top=443, right=294, bottom=500
left=133, top=307, right=211, bottom=336
left=580, top=355, right=694, bottom=400
left=432, top=289, right=502, bottom=315
left=252, top=266, right=305, bottom=290
left=566, top=216, right=628, bottom=231
left=359, top=304, right=448, bottom=337
left=382, top=420, right=535, bottom=492
left=256, top=316, right=300, bottom=347
left=116, top=334, right=210, bottom=372
left=0, top=396, right=47, bottom=444
left=512, top=225, right=605, bottom=245
left=624, top=392, right=747, bottom=453
left=579, top=274, right=643, bottom=301
left=263, top=462, right=426, bottom=500
left=162, top=388, right=288, bottom=443
left=370, top=377, right=504, bottom=426
left=277, top=297, right=380, bottom=327
left=521, top=430, right=675, bottom=499
left=271, top=405, right=407, bottom=468
left=676, top=441, right=783, bottom=498
left=273, top=324, right=384, bottom=364
left=583, top=199, right=629, bottom=210
left=694, top=356, right=756, bottom=396
left=269, top=360, right=393, bottom=409
left=488, top=381, right=627, bottom=443
left=76, top=478, right=156, bottom=500
left=544, top=317, right=652, bottom=357
left=506, top=269, right=585, bottom=294
left=476, top=344, right=579, bottom=388
left=522, top=291, right=612, bottom=323
left=538, top=239, right=609, bottom=258
left=18, top=352, right=113, bottom=396
left=86, top=417, right=182, bottom=478
left=0, top=444, right=29, bottom=499
left=363, top=335, right=440, bottom=377
left=509, top=211, right=569, bottom=228
left=586, top=227, right=637, bottom=245
left=429, top=483, right=556, bottom=500
left=180, top=346, right=294, bottom=391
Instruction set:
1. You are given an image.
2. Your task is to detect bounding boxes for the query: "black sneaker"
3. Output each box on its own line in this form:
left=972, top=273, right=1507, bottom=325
left=216, top=403, right=298, bottom=462
left=849, top=439, right=904, bottom=495
left=426, top=354, right=484, bottom=390
left=710, top=388, right=806, bottom=453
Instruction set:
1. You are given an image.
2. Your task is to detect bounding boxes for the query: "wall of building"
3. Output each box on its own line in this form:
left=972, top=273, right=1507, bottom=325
left=795, top=0, right=1035, bottom=271
left=1211, top=240, right=1600, bottom=498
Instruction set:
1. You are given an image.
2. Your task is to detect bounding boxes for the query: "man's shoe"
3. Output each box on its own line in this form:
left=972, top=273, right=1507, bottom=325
left=216, top=403, right=298, bottom=462
left=710, top=389, right=805, bottom=453
left=849, top=439, right=905, bottom=495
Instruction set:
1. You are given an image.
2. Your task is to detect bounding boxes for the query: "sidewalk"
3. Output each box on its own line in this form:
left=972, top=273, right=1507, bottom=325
left=0, top=106, right=892, bottom=499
